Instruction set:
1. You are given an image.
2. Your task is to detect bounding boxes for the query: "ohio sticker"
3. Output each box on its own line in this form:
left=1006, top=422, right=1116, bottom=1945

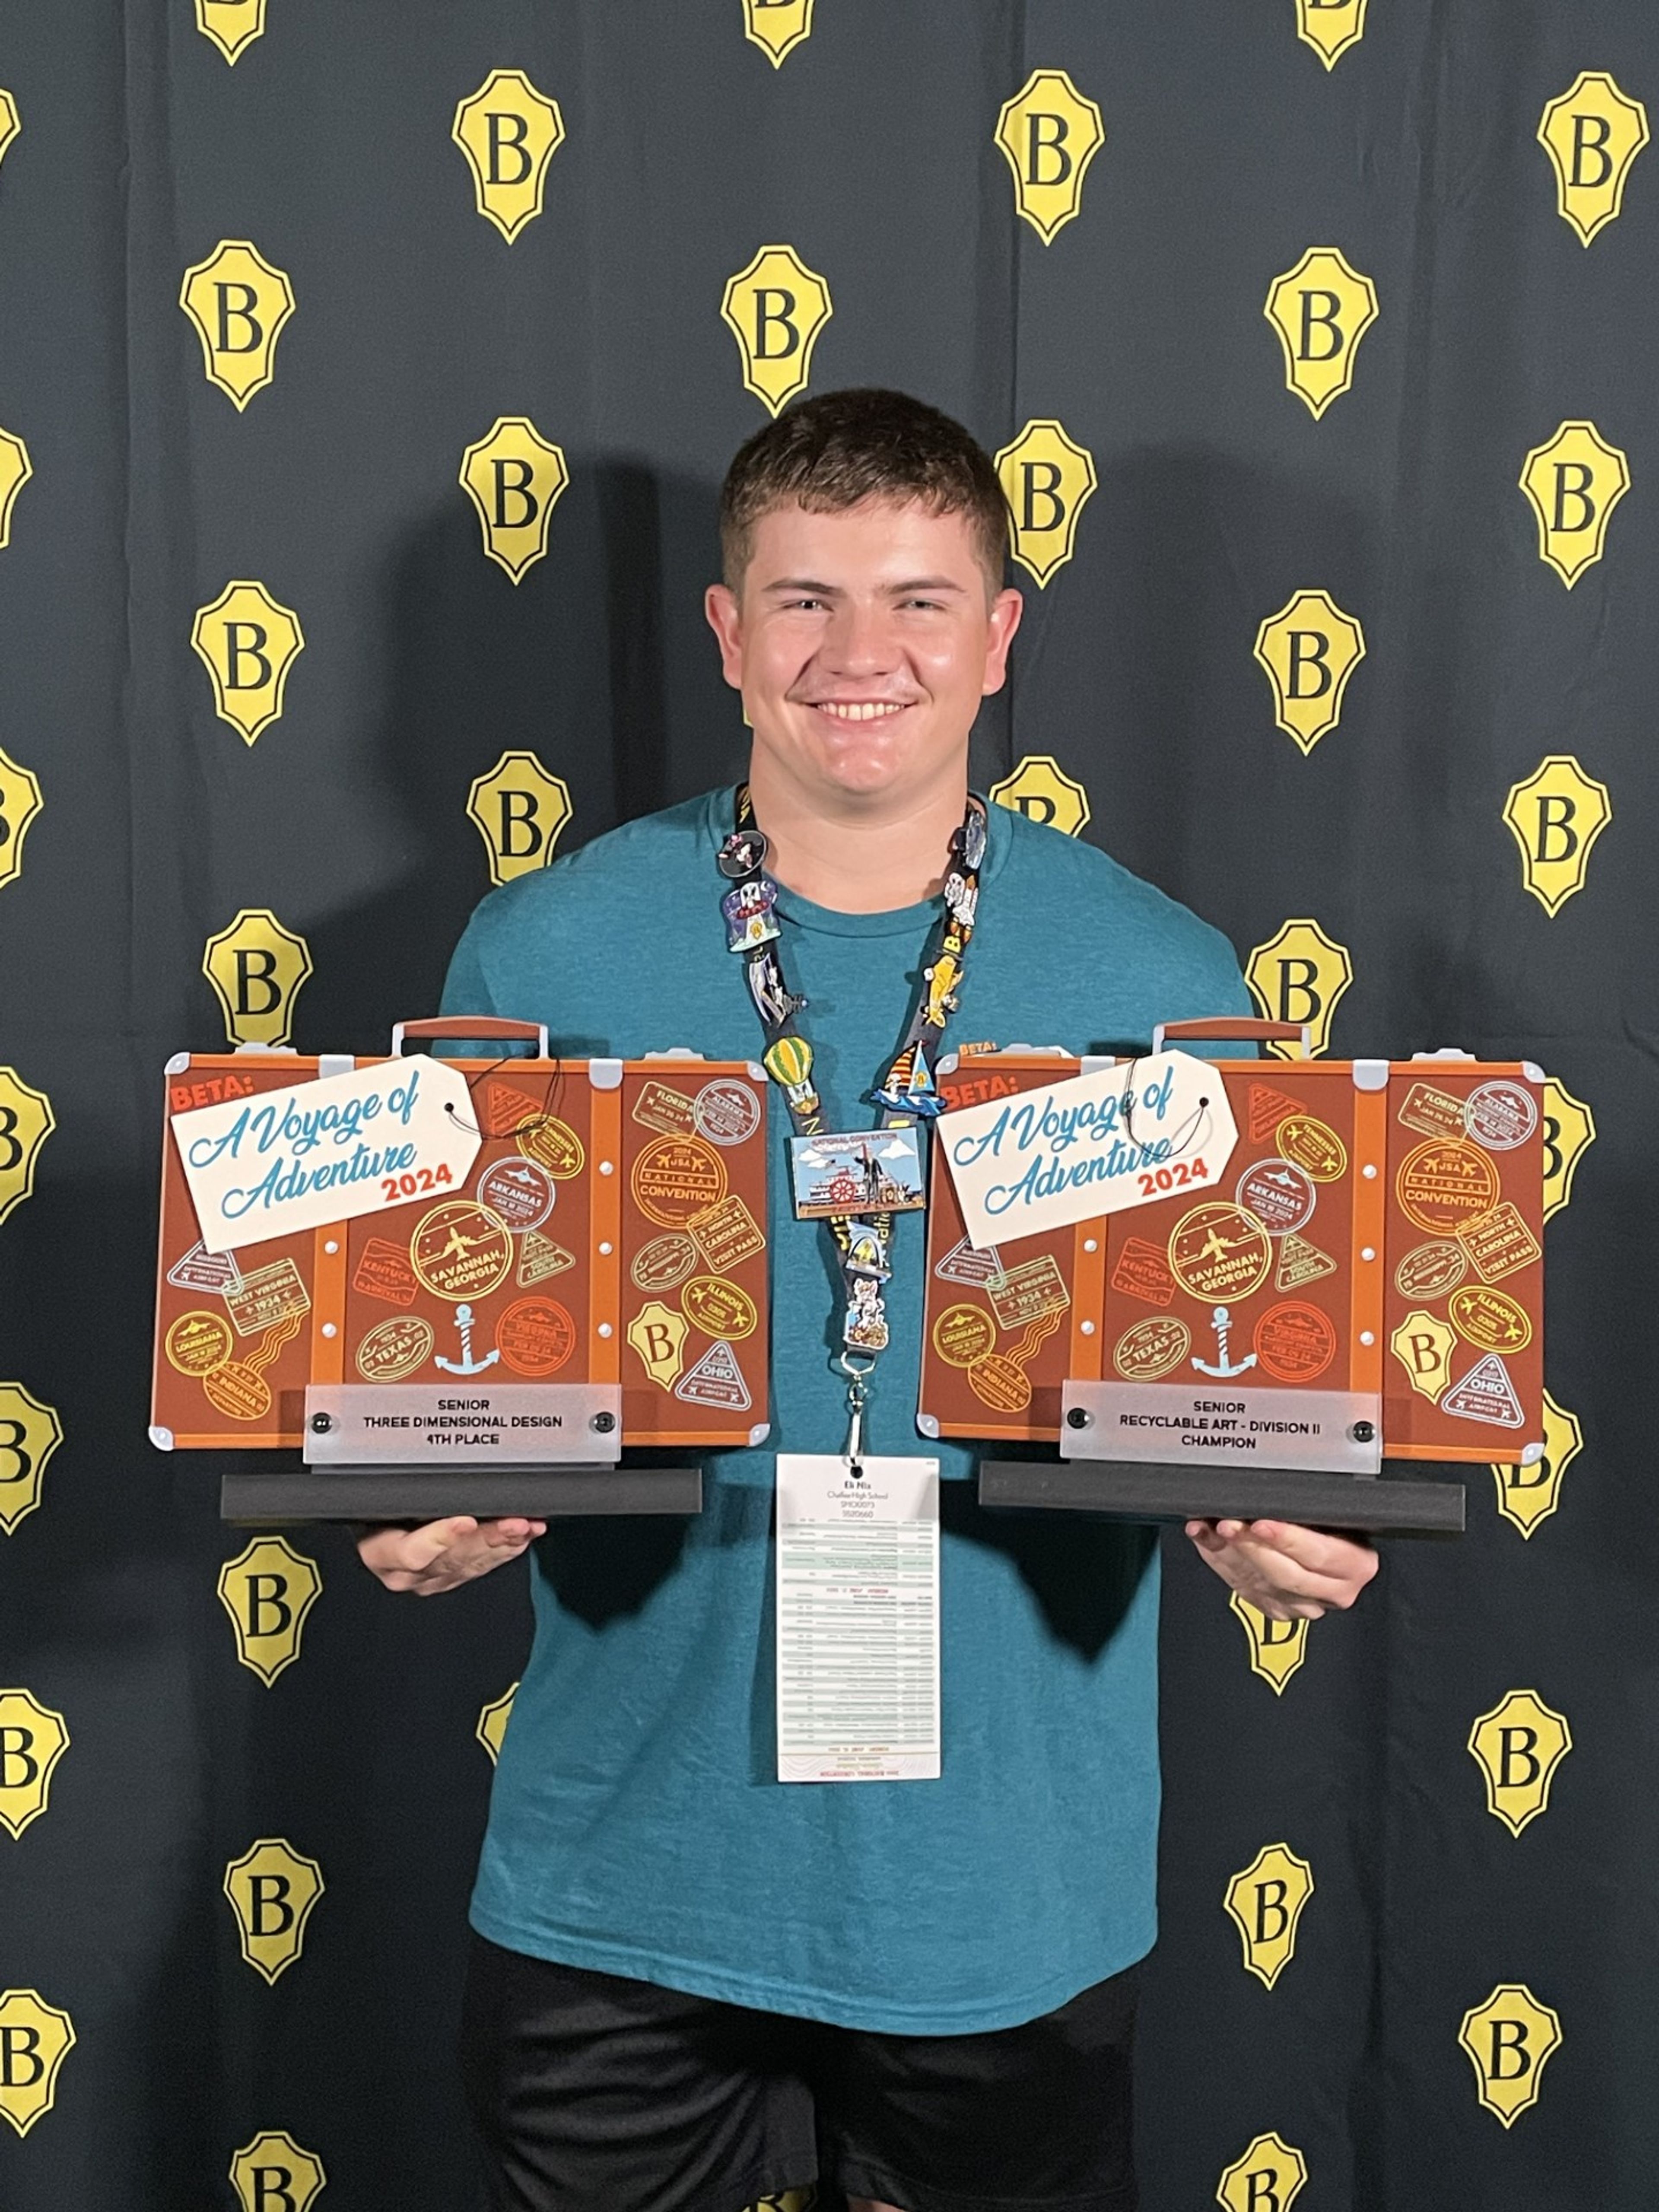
left=174, top=1057, right=481, bottom=1252
left=940, top=1051, right=1238, bottom=1252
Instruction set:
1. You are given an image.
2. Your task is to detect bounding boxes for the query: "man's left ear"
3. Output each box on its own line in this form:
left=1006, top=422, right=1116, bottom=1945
left=982, top=586, right=1024, bottom=695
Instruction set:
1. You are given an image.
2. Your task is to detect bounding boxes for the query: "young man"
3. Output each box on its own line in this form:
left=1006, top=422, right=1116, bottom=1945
left=361, top=391, right=1376, bottom=2212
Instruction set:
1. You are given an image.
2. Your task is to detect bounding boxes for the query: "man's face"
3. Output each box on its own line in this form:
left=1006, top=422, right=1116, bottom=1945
left=705, top=498, right=1022, bottom=808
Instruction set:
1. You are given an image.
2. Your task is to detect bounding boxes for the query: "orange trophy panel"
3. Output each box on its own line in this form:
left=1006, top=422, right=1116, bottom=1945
left=1382, top=1062, right=1544, bottom=1461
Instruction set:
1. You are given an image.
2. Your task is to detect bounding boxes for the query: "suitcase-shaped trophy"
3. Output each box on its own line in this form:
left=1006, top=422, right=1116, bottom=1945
left=919, top=1019, right=1548, bottom=1535
left=152, top=1018, right=769, bottom=1520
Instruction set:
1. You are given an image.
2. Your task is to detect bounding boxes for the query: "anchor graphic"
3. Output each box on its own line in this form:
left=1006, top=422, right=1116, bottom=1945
left=434, top=1301, right=499, bottom=1376
left=1192, top=1305, right=1258, bottom=1379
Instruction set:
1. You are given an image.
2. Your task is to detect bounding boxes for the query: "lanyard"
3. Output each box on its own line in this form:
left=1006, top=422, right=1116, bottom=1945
left=718, top=784, right=988, bottom=1455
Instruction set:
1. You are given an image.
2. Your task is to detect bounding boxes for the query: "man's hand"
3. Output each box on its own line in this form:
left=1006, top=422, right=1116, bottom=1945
left=1184, top=1518, right=1377, bottom=1621
left=357, top=1516, right=546, bottom=1596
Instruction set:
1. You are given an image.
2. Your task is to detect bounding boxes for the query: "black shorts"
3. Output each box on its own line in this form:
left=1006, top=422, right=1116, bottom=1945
left=460, top=1933, right=1138, bottom=2212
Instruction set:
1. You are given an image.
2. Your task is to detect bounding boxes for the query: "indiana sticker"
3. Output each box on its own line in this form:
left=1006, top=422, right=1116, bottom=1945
left=941, top=1051, right=1238, bottom=1252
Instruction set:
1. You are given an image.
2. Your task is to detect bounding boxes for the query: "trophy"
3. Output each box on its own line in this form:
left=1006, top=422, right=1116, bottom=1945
left=152, top=1018, right=769, bottom=1520
left=919, top=1020, right=1546, bottom=1536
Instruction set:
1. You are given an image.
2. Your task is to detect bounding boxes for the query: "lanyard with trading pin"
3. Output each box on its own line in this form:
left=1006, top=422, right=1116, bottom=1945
left=718, top=782, right=987, bottom=1781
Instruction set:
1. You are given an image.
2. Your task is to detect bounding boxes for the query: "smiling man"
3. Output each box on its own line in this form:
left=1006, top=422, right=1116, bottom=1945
left=361, top=390, right=1376, bottom=2212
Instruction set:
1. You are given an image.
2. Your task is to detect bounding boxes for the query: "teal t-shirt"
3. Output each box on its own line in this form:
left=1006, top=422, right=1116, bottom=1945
left=442, top=789, right=1250, bottom=2034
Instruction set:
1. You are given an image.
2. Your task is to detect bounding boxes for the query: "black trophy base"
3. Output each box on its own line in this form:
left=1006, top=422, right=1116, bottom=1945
left=220, top=1463, right=703, bottom=1525
left=977, top=1457, right=1465, bottom=1536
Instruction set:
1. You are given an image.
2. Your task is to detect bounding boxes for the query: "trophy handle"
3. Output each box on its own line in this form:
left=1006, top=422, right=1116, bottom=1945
left=1152, top=1015, right=1311, bottom=1058
left=390, top=1014, right=549, bottom=1059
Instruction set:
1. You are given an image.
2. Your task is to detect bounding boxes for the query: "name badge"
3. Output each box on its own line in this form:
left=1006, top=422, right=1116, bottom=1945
left=775, top=1453, right=941, bottom=1783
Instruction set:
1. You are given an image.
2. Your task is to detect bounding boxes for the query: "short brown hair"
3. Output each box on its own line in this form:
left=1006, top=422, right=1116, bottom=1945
left=719, top=388, right=1009, bottom=591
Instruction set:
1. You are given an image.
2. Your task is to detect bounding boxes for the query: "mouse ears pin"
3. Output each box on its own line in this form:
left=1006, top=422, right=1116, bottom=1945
left=718, top=827, right=769, bottom=880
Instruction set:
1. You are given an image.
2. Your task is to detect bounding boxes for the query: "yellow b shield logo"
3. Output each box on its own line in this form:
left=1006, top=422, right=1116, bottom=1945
left=1519, top=421, right=1629, bottom=587
left=230, top=2132, right=327, bottom=2212
left=1245, top=919, right=1352, bottom=1056
left=1230, top=1592, right=1309, bottom=1694
left=988, top=755, right=1091, bottom=836
left=995, top=70, right=1106, bottom=243
left=202, top=909, right=314, bottom=1046
left=1458, top=1985, right=1561, bottom=2127
left=1540, top=1078, right=1595, bottom=1220
left=1390, top=1309, right=1457, bottom=1402
left=0, top=1990, right=75, bottom=2138
left=1538, top=73, right=1649, bottom=246
left=1224, top=1842, right=1314, bottom=1990
left=1491, top=1389, right=1579, bottom=1540
left=721, top=246, right=833, bottom=416
left=1265, top=247, right=1378, bottom=418
left=0, top=1068, right=54, bottom=1228
left=179, top=240, right=295, bottom=410
left=0, top=1691, right=69, bottom=1838
left=0, top=748, right=43, bottom=891
left=460, top=418, right=569, bottom=584
left=994, top=420, right=1097, bottom=586
left=0, top=1382, right=60, bottom=1535
left=191, top=581, right=305, bottom=745
left=1217, top=2132, right=1308, bottom=2212
left=1503, top=754, right=1611, bottom=916
left=467, top=752, right=573, bottom=884
left=1468, top=1689, right=1571, bottom=1836
left=0, top=89, right=19, bottom=168
left=478, top=1682, right=519, bottom=1765
left=224, top=1839, right=324, bottom=1983
left=1253, top=590, right=1366, bottom=754
left=195, top=0, right=266, bottom=65
left=452, top=70, right=565, bottom=242
left=743, top=0, right=816, bottom=68
left=1295, top=0, right=1368, bottom=70
left=0, top=424, right=31, bottom=546
left=218, top=1538, right=321, bottom=1687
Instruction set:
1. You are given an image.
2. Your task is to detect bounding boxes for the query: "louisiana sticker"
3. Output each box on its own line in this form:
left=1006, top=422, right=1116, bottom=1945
left=932, top=1303, right=997, bottom=1368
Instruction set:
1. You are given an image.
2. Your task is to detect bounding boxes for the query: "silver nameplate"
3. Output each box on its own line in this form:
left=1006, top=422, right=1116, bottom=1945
left=303, top=1383, right=623, bottom=1466
left=1061, top=1382, right=1382, bottom=1476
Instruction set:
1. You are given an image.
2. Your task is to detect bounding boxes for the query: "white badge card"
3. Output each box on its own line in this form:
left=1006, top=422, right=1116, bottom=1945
left=775, top=1454, right=941, bottom=1783
left=939, top=1048, right=1239, bottom=1252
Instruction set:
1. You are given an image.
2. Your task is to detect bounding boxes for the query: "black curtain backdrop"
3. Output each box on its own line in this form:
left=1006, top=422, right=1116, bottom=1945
left=1, top=4, right=1654, bottom=2207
